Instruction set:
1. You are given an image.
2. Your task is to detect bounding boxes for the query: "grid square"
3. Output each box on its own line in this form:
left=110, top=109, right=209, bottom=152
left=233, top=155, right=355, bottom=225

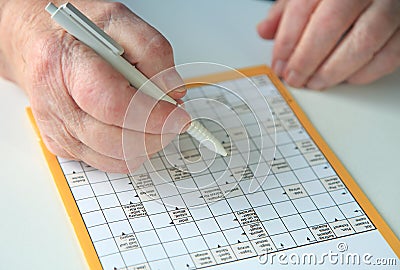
left=208, top=199, right=232, bottom=216
left=130, top=217, right=156, bottom=232
left=245, top=191, right=270, bottom=207
left=121, top=249, right=147, bottom=266
left=86, top=170, right=109, bottom=183
left=263, top=218, right=288, bottom=235
left=275, top=171, right=299, bottom=186
left=189, top=206, right=213, bottom=220
left=227, top=196, right=251, bottom=212
left=312, top=164, right=335, bottom=178
left=170, top=254, right=196, bottom=270
left=290, top=228, right=316, bottom=246
left=261, top=175, right=280, bottom=190
left=163, top=196, right=186, bottom=210
left=209, top=158, right=228, bottom=173
left=175, top=178, right=200, bottom=191
left=156, top=183, right=179, bottom=198
left=149, top=212, right=172, bottom=229
left=91, top=181, right=114, bottom=196
left=110, top=178, right=133, bottom=193
left=281, top=214, right=307, bottom=231
left=97, top=194, right=120, bottom=209
left=116, top=191, right=140, bottom=205
left=273, top=201, right=297, bottom=217
left=142, top=244, right=167, bottom=261
left=301, top=210, right=325, bottom=227
left=276, top=131, right=292, bottom=145
left=319, top=206, right=345, bottom=223
left=99, top=253, right=125, bottom=270
left=76, top=197, right=100, bottom=214
left=222, top=227, right=248, bottom=244
left=286, top=155, right=308, bottom=170
left=82, top=210, right=106, bottom=227
left=302, top=180, right=326, bottom=195
left=103, top=207, right=126, bottom=223
left=203, top=232, right=228, bottom=248
left=94, top=238, right=118, bottom=257
left=108, top=220, right=133, bottom=236
left=60, top=161, right=83, bottom=174
left=136, top=230, right=161, bottom=247
left=330, top=189, right=355, bottom=205
left=106, top=172, right=127, bottom=180
left=311, top=193, right=336, bottom=209
left=264, top=187, right=289, bottom=203
left=271, top=232, right=297, bottom=249
left=278, top=143, right=300, bottom=157
left=215, top=213, right=238, bottom=230
left=196, top=217, right=221, bottom=234
left=293, top=167, right=317, bottom=183
left=156, top=226, right=180, bottom=243
left=71, top=185, right=94, bottom=200
left=239, top=179, right=256, bottom=195
left=181, top=191, right=205, bottom=207
left=142, top=200, right=166, bottom=215
left=183, top=236, right=209, bottom=253
left=338, top=202, right=363, bottom=219
left=292, top=197, right=317, bottom=213
left=176, top=222, right=201, bottom=238
left=88, top=224, right=112, bottom=242
left=163, top=240, right=188, bottom=257
left=254, top=204, right=279, bottom=221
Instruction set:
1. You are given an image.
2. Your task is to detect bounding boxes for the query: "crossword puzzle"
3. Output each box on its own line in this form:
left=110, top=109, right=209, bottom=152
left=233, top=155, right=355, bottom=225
left=58, top=74, right=376, bottom=270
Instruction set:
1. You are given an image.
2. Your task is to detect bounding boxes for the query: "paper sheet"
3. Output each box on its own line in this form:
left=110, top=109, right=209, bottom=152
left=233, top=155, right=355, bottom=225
left=29, top=66, right=399, bottom=269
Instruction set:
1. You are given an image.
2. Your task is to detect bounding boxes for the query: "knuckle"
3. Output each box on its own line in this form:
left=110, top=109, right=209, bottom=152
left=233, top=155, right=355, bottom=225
left=101, top=2, right=130, bottom=22
left=42, top=135, right=60, bottom=155
left=54, top=123, right=85, bottom=158
left=27, top=34, right=62, bottom=85
left=350, top=27, right=376, bottom=59
left=145, top=33, right=173, bottom=59
left=106, top=2, right=129, bottom=13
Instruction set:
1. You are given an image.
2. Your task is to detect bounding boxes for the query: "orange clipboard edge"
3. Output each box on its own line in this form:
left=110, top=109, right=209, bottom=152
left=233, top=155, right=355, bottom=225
left=26, top=108, right=102, bottom=270
left=186, top=65, right=400, bottom=258
left=26, top=65, right=399, bottom=269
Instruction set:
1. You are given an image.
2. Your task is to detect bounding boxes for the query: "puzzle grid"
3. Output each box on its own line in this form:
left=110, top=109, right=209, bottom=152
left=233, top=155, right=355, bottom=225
left=58, top=75, right=375, bottom=270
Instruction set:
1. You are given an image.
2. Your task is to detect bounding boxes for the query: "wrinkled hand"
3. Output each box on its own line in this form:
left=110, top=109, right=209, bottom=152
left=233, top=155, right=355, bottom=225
left=258, top=0, right=400, bottom=90
left=0, top=0, right=190, bottom=172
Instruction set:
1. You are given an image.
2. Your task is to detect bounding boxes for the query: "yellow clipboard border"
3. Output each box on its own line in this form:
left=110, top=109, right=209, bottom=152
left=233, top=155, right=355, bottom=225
left=27, top=65, right=399, bottom=269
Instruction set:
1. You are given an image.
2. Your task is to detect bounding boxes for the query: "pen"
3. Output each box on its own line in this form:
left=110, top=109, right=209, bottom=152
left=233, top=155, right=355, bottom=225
left=45, top=2, right=228, bottom=157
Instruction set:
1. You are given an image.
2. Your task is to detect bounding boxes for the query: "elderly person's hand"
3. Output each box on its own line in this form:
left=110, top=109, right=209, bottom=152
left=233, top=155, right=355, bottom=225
left=0, top=0, right=190, bottom=172
left=258, top=0, right=400, bottom=90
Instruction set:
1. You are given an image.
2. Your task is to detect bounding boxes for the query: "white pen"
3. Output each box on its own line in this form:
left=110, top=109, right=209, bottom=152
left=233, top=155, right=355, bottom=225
left=45, top=2, right=228, bottom=157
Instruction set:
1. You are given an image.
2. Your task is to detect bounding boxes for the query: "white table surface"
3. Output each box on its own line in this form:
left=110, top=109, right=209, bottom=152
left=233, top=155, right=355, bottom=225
left=0, top=1, right=398, bottom=269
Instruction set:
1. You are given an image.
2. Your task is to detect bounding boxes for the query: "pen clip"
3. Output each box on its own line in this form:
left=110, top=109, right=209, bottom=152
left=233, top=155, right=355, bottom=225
left=61, top=2, right=124, bottom=55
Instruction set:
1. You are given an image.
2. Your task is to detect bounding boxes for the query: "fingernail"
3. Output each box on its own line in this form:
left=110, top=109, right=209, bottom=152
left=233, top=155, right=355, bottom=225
left=273, top=60, right=286, bottom=77
left=286, top=70, right=305, bottom=88
left=307, top=76, right=326, bottom=90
